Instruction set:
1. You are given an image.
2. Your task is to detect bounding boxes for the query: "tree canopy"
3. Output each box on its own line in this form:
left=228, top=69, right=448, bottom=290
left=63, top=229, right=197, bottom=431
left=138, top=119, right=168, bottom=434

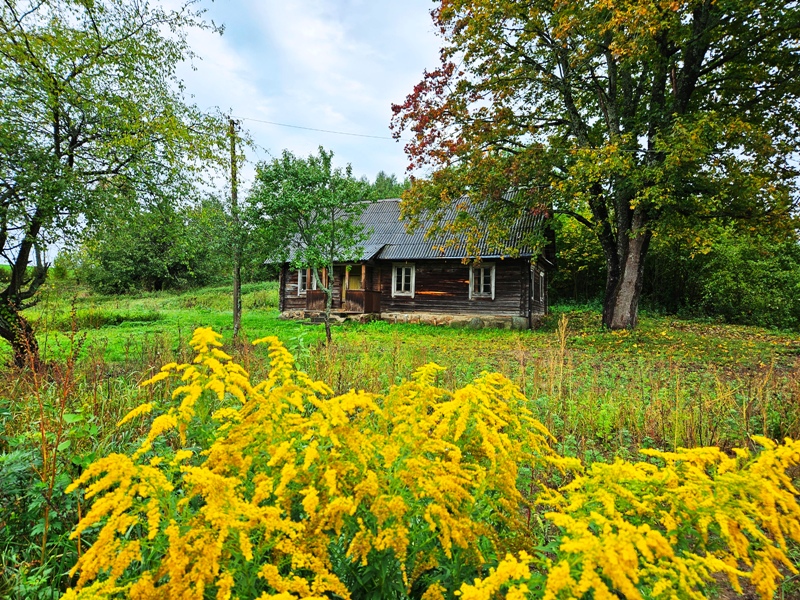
left=74, top=197, right=228, bottom=294
left=246, top=147, right=370, bottom=343
left=365, top=171, right=410, bottom=200
left=0, top=0, right=223, bottom=365
left=392, top=0, right=800, bottom=329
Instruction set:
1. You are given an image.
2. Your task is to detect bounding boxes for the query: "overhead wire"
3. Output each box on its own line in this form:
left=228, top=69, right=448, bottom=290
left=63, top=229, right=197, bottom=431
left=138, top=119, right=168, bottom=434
left=232, top=115, right=401, bottom=140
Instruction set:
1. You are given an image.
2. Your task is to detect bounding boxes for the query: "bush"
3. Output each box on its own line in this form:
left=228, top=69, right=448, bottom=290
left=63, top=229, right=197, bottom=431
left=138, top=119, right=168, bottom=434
left=64, top=329, right=800, bottom=599
left=46, top=309, right=162, bottom=331
left=553, top=215, right=800, bottom=329
left=697, top=233, right=800, bottom=329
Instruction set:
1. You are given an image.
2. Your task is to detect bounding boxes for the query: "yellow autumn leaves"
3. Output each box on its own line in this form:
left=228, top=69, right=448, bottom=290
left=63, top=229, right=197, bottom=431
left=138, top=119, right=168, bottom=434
left=64, top=327, right=800, bottom=599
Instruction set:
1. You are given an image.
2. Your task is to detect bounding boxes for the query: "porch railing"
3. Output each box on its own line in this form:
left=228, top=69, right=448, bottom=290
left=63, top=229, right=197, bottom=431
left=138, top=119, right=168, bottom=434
left=343, top=290, right=380, bottom=313
left=305, top=289, right=380, bottom=313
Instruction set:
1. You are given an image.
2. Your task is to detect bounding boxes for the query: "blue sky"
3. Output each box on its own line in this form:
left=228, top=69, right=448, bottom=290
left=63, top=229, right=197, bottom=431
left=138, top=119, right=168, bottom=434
left=177, top=0, right=442, bottom=184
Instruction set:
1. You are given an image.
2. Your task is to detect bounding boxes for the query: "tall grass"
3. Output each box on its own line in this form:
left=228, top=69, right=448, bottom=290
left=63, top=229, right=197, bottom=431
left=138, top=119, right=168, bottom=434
left=0, top=281, right=798, bottom=597
left=291, top=318, right=799, bottom=458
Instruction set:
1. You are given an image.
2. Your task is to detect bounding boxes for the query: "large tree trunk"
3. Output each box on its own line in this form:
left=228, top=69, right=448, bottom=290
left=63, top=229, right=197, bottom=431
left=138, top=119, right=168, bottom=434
left=602, top=222, right=652, bottom=330
left=0, top=296, right=40, bottom=369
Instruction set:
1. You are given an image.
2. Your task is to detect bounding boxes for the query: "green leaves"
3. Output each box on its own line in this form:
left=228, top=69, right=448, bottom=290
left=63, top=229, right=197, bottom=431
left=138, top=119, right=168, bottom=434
left=247, top=147, right=371, bottom=275
left=394, top=0, right=800, bottom=328
left=0, top=0, right=228, bottom=360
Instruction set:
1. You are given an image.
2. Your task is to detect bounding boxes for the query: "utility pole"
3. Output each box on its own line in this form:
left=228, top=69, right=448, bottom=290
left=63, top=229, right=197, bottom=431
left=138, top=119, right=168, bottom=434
left=230, top=117, right=242, bottom=339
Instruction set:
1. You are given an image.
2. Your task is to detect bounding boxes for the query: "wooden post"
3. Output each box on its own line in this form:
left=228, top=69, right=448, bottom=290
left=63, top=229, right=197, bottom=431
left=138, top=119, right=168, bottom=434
left=343, top=267, right=349, bottom=301
left=361, top=264, right=366, bottom=289
left=230, top=117, right=241, bottom=339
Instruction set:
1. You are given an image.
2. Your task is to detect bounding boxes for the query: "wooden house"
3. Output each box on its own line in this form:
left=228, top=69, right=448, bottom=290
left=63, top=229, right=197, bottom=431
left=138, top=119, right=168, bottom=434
left=278, top=199, right=554, bottom=329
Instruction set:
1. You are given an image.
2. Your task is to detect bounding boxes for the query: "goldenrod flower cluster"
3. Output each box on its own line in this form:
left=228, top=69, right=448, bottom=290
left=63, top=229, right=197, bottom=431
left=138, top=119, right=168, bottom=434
left=64, top=328, right=557, bottom=599
left=459, top=438, right=800, bottom=600
left=64, top=327, right=800, bottom=599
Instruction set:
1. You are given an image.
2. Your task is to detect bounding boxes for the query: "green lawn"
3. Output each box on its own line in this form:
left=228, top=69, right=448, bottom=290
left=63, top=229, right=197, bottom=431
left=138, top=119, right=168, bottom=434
left=5, top=278, right=798, bottom=456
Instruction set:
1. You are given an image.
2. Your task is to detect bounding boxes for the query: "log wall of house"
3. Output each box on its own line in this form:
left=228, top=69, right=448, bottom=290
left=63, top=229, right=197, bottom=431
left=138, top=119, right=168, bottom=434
left=282, top=268, right=306, bottom=311
left=278, top=265, right=286, bottom=312
left=281, top=259, right=548, bottom=317
left=282, top=267, right=349, bottom=311
left=379, top=259, right=529, bottom=316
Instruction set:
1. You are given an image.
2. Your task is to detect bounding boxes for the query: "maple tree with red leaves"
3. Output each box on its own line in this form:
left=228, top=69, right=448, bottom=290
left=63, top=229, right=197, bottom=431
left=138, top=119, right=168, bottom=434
left=392, top=0, right=800, bottom=329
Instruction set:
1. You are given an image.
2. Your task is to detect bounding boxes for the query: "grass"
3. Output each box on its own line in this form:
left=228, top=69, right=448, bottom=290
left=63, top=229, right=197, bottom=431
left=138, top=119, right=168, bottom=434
left=10, top=277, right=800, bottom=455
left=1, top=278, right=799, bottom=598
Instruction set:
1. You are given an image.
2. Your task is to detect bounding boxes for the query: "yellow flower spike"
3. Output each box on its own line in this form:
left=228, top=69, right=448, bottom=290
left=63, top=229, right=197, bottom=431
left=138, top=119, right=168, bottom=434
left=411, top=362, right=446, bottom=386
left=172, top=449, right=193, bottom=465
left=204, top=378, right=226, bottom=401
left=190, top=326, right=224, bottom=352
left=65, top=328, right=800, bottom=600
left=226, top=383, right=247, bottom=404
left=211, top=348, right=233, bottom=361
left=117, top=402, right=154, bottom=427
left=140, top=370, right=171, bottom=387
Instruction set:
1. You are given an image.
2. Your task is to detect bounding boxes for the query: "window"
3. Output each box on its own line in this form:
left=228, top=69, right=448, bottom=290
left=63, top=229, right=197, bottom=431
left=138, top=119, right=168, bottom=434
left=391, top=263, right=415, bottom=297
left=470, top=263, right=495, bottom=300
left=297, top=269, right=315, bottom=296
left=539, top=270, right=545, bottom=302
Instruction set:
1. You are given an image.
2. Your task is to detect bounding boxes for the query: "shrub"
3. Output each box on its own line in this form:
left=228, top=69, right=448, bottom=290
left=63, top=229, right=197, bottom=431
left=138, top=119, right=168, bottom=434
left=64, top=329, right=800, bottom=599
left=697, top=234, right=800, bottom=329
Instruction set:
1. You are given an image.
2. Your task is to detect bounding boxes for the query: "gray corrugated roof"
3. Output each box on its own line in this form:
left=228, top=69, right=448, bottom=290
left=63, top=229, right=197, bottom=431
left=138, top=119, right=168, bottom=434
left=280, top=195, right=547, bottom=263
left=356, top=197, right=545, bottom=261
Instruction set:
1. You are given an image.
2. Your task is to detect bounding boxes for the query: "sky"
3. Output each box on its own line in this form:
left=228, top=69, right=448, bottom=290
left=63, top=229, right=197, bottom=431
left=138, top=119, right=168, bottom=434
left=176, top=0, right=442, bottom=186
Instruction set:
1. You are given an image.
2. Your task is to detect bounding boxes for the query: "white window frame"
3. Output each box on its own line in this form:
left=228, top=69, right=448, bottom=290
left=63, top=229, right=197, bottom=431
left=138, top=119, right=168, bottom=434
left=469, top=263, right=495, bottom=300
left=391, top=263, right=415, bottom=298
left=539, top=270, right=545, bottom=302
left=297, top=269, right=316, bottom=296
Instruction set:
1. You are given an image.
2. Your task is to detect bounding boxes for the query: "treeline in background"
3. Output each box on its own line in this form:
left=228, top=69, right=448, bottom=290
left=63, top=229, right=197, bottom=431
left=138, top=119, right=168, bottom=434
left=40, top=174, right=800, bottom=331
left=46, top=171, right=410, bottom=295
left=552, top=217, right=800, bottom=330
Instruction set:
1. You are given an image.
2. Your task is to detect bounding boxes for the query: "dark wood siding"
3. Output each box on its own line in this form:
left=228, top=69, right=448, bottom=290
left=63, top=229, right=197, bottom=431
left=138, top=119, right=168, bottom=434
left=279, top=264, right=287, bottom=312
left=379, top=259, right=528, bottom=316
left=283, top=268, right=307, bottom=311
left=520, top=260, right=531, bottom=317
left=280, top=259, right=545, bottom=317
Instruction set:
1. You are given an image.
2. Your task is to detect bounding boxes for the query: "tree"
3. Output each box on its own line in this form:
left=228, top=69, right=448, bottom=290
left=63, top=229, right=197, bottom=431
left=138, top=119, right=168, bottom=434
left=392, top=0, right=800, bottom=329
left=247, top=147, right=369, bottom=344
left=75, top=197, right=228, bottom=294
left=0, top=0, right=221, bottom=366
left=368, top=171, right=410, bottom=200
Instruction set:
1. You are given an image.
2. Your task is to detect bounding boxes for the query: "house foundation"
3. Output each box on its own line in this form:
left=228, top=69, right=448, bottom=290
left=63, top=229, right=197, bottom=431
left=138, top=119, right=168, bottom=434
left=280, top=310, right=531, bottom=330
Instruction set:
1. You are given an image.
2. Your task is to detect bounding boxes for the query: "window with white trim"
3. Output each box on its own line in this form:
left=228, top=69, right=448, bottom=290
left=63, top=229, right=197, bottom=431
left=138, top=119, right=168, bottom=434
left=391, top=263, right=415, bottom=297
left=539, top=270, right=545, bottom=302
left=297, top=269, right=316, bottom=296
left=470, top=263, right=495, bottom=300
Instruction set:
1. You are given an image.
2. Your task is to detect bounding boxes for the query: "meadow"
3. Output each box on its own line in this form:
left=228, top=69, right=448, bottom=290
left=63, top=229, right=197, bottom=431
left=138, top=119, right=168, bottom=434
left=1, top=278, right=799, bottom=598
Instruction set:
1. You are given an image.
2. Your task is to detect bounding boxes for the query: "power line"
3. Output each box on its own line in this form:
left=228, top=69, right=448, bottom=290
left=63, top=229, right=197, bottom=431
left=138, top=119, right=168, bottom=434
left=232, top=115, right=399, bottom=140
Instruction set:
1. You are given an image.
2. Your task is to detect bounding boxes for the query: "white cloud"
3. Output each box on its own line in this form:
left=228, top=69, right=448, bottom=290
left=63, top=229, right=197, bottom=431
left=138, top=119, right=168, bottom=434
left=176, top=0, right=442, bottom=181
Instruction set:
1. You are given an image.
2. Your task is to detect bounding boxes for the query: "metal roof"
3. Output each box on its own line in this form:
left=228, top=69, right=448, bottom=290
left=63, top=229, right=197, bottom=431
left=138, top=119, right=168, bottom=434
left=356, top=197, right=546, bottom=261
left=281, top=196, right=547, bottom=263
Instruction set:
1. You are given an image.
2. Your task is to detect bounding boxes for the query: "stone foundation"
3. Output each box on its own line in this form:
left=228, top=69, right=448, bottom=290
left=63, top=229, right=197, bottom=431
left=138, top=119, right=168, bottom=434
left=280, top=310, right=533, bottom=330
left=381, top=312, right=530, bottom=330
left=280, top=310, right=379, bottom=324
left=279, top=310, right=306, bottom=320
